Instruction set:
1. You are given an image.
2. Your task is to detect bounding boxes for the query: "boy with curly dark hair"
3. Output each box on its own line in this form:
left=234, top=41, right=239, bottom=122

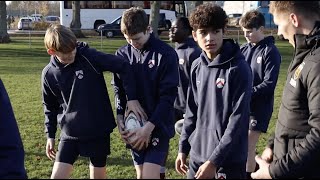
left=175, top=4, right=252, bottom=179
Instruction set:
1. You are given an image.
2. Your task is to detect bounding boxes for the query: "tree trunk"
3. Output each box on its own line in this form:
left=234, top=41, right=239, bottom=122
left=0, top=1, right=10, bottom=43
left=70, top=1, right=85, bottom=38
left=149, top=1, right=160, bottom=38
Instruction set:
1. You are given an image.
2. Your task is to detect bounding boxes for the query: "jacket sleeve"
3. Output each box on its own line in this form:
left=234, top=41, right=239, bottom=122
left=41, top=71, right=59, bottom=139
left=148, top=51, right=179, bottom=126
left=178, top=62, right=199, bottom=155
left=208, top=62, right=252, bottom=167
left=269, top=63, right=320, bottom=178
left=252, top=46, right=281, bottom=99
left=87, top=48, right=137, bottom=101
left=111, top=50, right=128, bottom=116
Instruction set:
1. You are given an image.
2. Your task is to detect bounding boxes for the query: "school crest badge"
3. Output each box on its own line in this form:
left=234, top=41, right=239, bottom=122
left=179, top=58, right=185, bottom=65
left=256, top=56, right=262, bottom=64
left=75, top=70, right=84, bottom=79
left=148, top=59, right=155, bottom=68
left=216, top=78, right=225, bottom=88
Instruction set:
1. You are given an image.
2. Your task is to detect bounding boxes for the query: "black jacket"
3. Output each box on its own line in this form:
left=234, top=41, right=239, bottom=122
left=0, top=79, right=27, bottom=179
left=42, top=42, right=136, bottom=140
left=179, top=39, right=252, bottom=167
left=112, top=33, right=179, bottom=139
left=268, top=21, right=320, bottom=178
left=240, top=36, right=281, bottom=126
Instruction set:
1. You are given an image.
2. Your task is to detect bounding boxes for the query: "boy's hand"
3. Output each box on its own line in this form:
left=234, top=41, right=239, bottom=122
left=126, top=100, right=148, bottom=121
left=46, top=138, right=56, bottom=160
left=175, top=153, right=189, bottom=175
left=261, top=147, right=273, bottom=163
left=116, top=114, right=131, bottom=144
left=194, top=161, right=216, bottom=179
left=130, top=122, right=154, bottom=151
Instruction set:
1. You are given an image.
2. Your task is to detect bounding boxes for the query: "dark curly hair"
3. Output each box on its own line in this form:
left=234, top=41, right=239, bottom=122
left=189, top=3, right=228, bottom=31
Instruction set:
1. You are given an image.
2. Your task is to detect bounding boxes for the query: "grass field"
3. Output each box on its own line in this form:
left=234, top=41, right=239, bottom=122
left=0, top=35, right=293, bottom=179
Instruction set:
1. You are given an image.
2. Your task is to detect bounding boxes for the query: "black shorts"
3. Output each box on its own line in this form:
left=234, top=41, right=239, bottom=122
left=55, top=136, right=110, bottom=167
left=249, top=116, right=270, bottom=133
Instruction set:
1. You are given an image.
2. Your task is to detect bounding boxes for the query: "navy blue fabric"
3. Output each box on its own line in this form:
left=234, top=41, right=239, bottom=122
left=0, top=79, right=27, bottom=179
left=174, top=37, right=201, bottom=114
left=112, top=33, right=179, bottom=139
left=179, top=39, right=252, bottom=167
left=42, top=42, right=136, bottom=140
left=240, top=36, right=281, bottom=132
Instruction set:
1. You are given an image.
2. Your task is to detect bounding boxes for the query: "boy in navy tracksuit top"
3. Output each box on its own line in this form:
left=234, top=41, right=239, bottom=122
left=112, top=7, right=179, bottom=179
left=175, top=4, right=252, bottom=179
left=168, top=16, right=202, bottom=136
left=0, top=79, right=27, bottom=179
left=42, top=24, right=143, bottom=179
left=239, top=10, right=281, bottom=177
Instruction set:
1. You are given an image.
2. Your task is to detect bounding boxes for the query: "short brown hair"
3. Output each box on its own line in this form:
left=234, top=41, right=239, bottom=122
left=44, top=24, right=77, bottom=53
left=269, top=1, right=320, bottom=19
left=239, top=10, right=265, bottom=29
left=121, top=7, right=149, bottom=36
left=189, top=3, right=228, bottom=31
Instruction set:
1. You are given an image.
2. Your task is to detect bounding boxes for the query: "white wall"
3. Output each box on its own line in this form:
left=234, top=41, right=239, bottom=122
left=222, top=1, right=256, bottom=15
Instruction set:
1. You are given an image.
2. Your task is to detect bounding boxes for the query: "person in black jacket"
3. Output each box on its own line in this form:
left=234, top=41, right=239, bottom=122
left=42, top=24, right=145, bottom=179
left=251, top=1, right=320, bottom=179
left=168, top=16, right=201, bottom=136
left=156, top=16, right=201, bottom=179
left=112, top=7, right=179, bottom=179
left=0, top=79, right=27, bottom=179
left=175, top=4, right=252, bottom=179
left=239, top=10, right=281, bottom=178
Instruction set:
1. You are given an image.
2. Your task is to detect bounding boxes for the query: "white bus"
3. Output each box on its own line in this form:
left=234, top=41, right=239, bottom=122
left=60, top=1, right=186, bottom=30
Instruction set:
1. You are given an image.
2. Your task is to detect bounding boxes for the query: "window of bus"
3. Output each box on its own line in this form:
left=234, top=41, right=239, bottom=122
left=64, top=1, right=177, bottom=10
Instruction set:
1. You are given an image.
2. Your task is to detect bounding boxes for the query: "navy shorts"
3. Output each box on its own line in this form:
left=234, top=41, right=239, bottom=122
left=130, top=131, right=169, bottom=166
left=188, top=156, right=246, bottom=179
left=248, top=116, right=270, bottom=133
left=55, top=136, right=110, bottom=167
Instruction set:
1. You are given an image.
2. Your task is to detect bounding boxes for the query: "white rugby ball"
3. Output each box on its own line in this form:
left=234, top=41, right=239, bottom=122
left=124, top=112, right=144, bottom=131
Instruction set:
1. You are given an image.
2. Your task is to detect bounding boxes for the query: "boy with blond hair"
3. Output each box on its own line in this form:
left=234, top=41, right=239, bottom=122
left=252, top=1, right=320, bottom=179
left=42, top=24, right=144, bottom=179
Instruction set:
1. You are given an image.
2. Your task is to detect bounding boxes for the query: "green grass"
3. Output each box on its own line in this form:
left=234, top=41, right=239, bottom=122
left=0, top=35, right=293, bottom=179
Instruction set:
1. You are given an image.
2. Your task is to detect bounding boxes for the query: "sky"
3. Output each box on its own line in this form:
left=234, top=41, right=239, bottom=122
left=6, top=1, right=11, bottom=5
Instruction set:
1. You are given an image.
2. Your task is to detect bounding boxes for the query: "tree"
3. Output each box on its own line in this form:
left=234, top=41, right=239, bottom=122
left=0, top=1, right=10, bottom=43
left=149, top=1, right=160, bottom=38
left=38, top=1, right=50, bottom=16
left=70, top=1, right=85, bottom=38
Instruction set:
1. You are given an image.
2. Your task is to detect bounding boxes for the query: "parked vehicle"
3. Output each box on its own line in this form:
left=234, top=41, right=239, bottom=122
left=30, top=14, right=43, bottom=22
left=44, top=16, right=60, bottom=24
left=97, top=13, right=171, bottom=38
left=18, top=17, right=33, bottom=30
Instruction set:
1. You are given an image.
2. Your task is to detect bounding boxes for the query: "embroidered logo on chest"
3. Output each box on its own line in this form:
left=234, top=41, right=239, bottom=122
left=75, top=70, right=84, bottom=79
left=148, top=59, right=155, bottom=68
left=256, top=56, right=262, bottom=64
left=179, top=58, right=185, bottom=65
left=290, top=62, right=305, bottom=88
left=216, top=78, right=225, bottom=88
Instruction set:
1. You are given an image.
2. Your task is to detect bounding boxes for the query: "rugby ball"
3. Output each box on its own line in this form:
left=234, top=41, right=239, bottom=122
left=124, top=112, right=145, bottom=131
